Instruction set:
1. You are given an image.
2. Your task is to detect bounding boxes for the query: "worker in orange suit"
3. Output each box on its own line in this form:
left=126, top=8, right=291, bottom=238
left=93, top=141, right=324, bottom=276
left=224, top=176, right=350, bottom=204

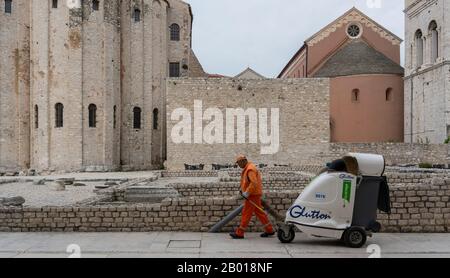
left=230, top=155, right=275, bottom=239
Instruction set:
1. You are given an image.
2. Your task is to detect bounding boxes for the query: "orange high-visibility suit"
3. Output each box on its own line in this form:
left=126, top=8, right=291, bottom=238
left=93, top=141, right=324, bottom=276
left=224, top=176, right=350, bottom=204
left=235, top=162, right=274, bottom=237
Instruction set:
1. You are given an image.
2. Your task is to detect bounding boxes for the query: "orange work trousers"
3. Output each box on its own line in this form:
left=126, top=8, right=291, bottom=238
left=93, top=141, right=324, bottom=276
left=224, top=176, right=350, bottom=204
left=236, top=195, right=274, bottom=237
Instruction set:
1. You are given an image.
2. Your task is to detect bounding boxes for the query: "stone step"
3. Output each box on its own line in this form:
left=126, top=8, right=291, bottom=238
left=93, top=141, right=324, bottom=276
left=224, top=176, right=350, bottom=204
left=125, top=186, right=179, bottom=203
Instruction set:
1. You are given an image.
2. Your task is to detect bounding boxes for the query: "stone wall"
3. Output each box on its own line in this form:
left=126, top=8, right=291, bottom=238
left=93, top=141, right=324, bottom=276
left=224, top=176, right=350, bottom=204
left=188, top=50, right=207, bottom=78
left=171, top=180, right=308, bottom=198
left=161, top=171, right=218, bottom=178
left=0, top=0, right=30, bottom=172
left=165, top=141, right=450, bottom=171
left=166, top=78, right=331, bottom=170
left=311, top=143, right=450, bottom=166
left=404, top=0, right=450, bottom=144
left=1, top=176, right=449, bottom=233
left=0, top=0, right=193, bottom=173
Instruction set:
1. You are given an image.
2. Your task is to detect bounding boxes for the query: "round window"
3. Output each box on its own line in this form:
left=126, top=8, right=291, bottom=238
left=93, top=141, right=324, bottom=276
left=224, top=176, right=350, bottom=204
left=347, top=24, right=361, bottom=38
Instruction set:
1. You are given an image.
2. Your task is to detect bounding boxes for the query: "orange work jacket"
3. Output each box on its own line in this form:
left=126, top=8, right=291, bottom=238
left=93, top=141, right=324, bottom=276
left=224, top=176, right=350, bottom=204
left=240, top=162, right=263, bottom=196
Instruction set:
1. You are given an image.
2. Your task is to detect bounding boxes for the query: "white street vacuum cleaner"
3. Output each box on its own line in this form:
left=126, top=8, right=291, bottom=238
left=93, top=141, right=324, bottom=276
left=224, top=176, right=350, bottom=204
left=277, top=153, right=391, bottom=248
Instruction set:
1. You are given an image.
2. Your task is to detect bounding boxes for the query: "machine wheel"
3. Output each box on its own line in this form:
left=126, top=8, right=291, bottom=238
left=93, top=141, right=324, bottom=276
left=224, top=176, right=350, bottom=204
left=343, top=227, right=367, bottom=248
left=277, top=226, right=295, bottom=244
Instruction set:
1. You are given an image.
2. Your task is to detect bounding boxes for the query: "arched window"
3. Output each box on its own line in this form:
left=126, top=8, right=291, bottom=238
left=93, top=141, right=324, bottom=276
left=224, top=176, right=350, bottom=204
left=55, top=103, right=64, bottom=128
left=88, top=104, right=97, bottom=128
left=134, top=8, right=141, bottom=22
left=133, top=107, right=141, bottom=129
left=351, top=89, right=360, bottom=102
left=429, top=21, right=438, bottom=62
left=170, top=24, right=180, bottom=41
left=153, top=108, right=159, bottom=130
left=92, top=0, right=99, bottom=11
left=113, top=105, right=117, bottom=129
left=386, top=88, right=393, bottom=101
left=34, top=105, right=39, bottom=129
left=415, top=29, right=424, bottom=67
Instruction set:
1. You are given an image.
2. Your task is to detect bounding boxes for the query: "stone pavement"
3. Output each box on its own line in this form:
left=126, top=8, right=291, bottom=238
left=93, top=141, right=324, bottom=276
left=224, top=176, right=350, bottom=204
left=0, top=232, right=449, bottom=258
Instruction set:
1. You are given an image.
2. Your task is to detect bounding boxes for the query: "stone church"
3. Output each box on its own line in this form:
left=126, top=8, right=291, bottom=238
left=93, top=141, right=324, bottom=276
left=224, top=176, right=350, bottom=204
left=278, top=8, right=405, bottom=143
left=404, top=0, right=450, bottom=144
left=0, top=0, right=205, bottom=173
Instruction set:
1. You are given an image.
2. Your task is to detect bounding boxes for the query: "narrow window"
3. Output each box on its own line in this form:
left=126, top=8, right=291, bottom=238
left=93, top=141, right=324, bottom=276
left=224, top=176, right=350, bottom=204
left=170, top=24, right=180, bottom=41
left=153, top=108, right=159, bottom=130
left=55, top=103, right=64, bottom=128
left=52, top=0, right=58, bottom=9
left=415, top=30, right=424, bottom=67
left=5, top=0, right=12, bottom=14
left=352, top=89, right=360, bottom=102
left=92, top=0, right=99, bottom=11
left=113, top=105, right=117, bottom=129
left=169, top=62, right=180, bottom=77
left=134, top=8, right=141, bottom=22
left=88, top=104, right=97, bottom=128
left=386, top=88, right=393, bottom=101
left=34, top=105, right=39, bottom=129
left=133, top=107, right=141, bottom=129
left=429, top=21, right=438, bottom=62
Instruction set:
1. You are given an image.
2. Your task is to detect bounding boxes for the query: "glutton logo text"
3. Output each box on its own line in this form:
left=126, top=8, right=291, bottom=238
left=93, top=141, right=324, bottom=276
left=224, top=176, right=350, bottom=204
left=171, top=100, right=280, bottom=155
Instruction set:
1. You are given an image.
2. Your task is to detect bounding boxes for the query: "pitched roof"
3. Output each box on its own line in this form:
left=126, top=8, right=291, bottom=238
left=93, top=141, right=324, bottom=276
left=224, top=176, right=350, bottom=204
left=278, top=7, right=403, bottom=78
left=277, top=44, right=307, bottom=78
left=234, top=67, right=266, bottom=79
left=305, top=7, right=402, bottom=45
left=313, top=39, right=404, bottom=77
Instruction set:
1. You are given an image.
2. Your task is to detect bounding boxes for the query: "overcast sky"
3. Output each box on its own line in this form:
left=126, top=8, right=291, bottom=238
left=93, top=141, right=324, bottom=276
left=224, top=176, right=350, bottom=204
left=184, top=0, right=405, bottom=78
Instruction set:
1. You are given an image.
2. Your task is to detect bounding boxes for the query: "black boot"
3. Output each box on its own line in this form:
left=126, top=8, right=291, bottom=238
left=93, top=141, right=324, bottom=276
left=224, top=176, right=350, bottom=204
left=229, top=232, right=244, bottom=239
left=260, top=232, right=275, bottom=238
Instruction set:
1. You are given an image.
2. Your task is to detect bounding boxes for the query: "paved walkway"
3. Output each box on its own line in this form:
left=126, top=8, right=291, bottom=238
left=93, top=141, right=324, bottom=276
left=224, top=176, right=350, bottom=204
left=1, top=232, right=449, bottom=258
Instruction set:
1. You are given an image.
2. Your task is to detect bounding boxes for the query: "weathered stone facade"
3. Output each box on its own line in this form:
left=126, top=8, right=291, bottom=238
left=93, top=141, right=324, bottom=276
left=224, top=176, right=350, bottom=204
left=166, top=78, right=331, bottom=170
left=0, top=0, right=30, bottom=172
left=404, top=0, right=450, bottom=144
left=165, top=78, right=450, bottom=170
left=0, top=0, right=194, bottom=173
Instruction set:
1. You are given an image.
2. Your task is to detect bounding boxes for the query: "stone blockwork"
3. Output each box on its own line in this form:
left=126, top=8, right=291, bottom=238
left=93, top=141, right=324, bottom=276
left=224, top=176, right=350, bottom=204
left=312, top=143, right=450, bottom=166
left=404, top=0, right=450, bottom=144
left=1, top=174, right=449, bottom=233
left=166, top=78, right=331, bottom=170
left=0, top=0, right=194, bottom=173
left=0, top=0, right=30, bottom=172
left=165, top=140, right=450, bottom=171
left=1, top=185, right=449, bottom=233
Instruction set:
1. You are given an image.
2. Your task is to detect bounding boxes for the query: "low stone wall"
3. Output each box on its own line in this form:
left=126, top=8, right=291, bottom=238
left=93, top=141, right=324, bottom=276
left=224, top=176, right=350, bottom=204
left=172, top=180, right=307, bottom=198
left=313, top=143, right=450, bottom=166
left=382, top=180, right=450, bottom=232
left=166, top=142, right=450, bottom=171
left=161, top=171, right=218, bottom=178
left=385, top=172, right=447, bottom=184
left=1, top=179, right=449, bottom=232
